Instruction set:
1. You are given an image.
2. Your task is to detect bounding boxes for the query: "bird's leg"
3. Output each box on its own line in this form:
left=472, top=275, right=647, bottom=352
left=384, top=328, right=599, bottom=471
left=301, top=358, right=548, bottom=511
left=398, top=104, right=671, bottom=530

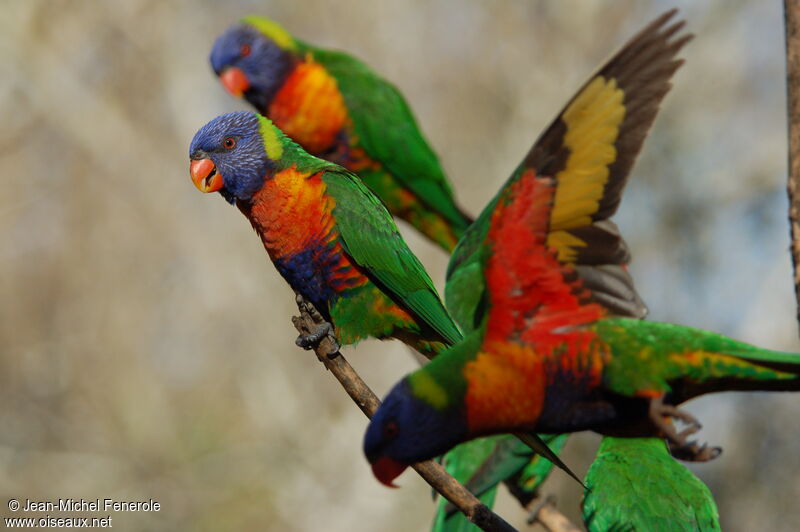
left=648, top=396, right=721, bottom=462
left=293, top=294, right=340, bottom=353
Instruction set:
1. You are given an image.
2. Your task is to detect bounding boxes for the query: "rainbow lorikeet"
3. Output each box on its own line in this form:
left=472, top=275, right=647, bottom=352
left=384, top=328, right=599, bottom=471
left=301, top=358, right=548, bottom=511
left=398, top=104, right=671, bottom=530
left=209, top=16, right=472, bottom=252
left=433, top=10, right=689, bottom=531
left=188, top=111, right=461, bottom=357
left=363, top=12, right=800, bottom=488
left=365, top=172, right=800, bottom=482
left=583, top=437, right=720, bottom=532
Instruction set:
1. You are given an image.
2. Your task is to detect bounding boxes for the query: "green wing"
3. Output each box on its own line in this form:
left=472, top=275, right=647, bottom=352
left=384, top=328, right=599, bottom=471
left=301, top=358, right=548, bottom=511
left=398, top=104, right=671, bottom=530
left=583, top=437, right=720, bottom=532
left=310, top=47, right=471, bottom=232
left=322, top=169, right=462, bottom=346
left=432, top=434, right=568, bottom=532
left=432, top=436, right=506, bottom=532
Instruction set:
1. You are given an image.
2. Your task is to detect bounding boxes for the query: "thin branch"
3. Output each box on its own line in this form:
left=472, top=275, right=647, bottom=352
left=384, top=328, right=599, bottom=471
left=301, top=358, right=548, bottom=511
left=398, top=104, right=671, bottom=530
left=291, top=294, right=517, bottom=532
left=291, top=295, right=581, bottom=531
left=526, top=496, right=582, bottom=532
left=503, top=479, right=580, bottom=532
left=785, top=0, right=800, bottom=332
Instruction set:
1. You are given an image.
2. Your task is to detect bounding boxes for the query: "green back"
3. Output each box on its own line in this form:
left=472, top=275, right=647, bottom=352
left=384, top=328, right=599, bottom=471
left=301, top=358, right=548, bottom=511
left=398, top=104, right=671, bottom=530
left=583, top=437, right=720, bottom=532
left=321, top=168, right=462, bottom=345
left=307, top=47, right=469, bottom=232
left=407, top=328, right=484, bottom=409
left=443, top=162, right=515, bottom=332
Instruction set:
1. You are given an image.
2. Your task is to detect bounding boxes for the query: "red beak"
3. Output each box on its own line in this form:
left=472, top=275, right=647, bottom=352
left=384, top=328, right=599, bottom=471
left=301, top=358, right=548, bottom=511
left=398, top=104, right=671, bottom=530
left=190, top=158, right=223, bottom=193
left=370, top=457, right=407, bottom=488
left=219, top=67, right=250, bottom=97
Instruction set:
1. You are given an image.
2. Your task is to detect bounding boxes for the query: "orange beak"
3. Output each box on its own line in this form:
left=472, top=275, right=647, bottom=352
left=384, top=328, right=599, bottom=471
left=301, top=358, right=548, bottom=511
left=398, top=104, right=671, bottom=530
left=190, top=158, right=223, bottom=193
left=370, top=457, right=407, bottom=488
left=219, top=67, right=250, bottom=97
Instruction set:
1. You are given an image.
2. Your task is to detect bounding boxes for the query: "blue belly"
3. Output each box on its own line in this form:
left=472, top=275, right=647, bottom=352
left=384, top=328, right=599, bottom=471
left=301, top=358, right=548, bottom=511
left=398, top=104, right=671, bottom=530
left=273, top=242, right=363, bottom=319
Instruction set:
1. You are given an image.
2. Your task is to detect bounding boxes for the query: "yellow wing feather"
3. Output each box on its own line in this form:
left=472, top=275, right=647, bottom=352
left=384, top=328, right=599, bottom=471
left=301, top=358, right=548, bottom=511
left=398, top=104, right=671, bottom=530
left=549, top=77, right=625, bottom=233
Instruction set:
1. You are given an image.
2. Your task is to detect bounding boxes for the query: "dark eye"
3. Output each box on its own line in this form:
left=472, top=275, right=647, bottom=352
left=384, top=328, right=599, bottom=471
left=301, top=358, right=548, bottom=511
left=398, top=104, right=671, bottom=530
left=240, top=44, right=252, bottom=57
left=223, top=137, right=236, bottom=150
left=383, top=420, right=399, bottom=440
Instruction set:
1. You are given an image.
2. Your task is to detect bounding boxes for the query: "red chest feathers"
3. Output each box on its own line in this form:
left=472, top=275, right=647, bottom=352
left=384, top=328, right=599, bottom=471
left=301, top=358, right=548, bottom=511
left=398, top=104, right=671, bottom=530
left=268, top=59, right=349, bottom=155
left=244, top=167, right=367, bottom=292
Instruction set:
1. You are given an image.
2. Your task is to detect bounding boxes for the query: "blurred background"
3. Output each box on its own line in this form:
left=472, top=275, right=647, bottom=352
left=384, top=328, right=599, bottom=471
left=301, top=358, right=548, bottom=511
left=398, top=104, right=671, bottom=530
left=1, top=0, right=797, bottom=530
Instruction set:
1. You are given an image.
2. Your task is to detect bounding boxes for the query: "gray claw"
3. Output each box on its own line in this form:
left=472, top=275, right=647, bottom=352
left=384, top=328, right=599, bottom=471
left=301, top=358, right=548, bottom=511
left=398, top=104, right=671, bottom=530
left=669, top=440, right=722, bottom=462
left=296, top=322, right=335, bottom=350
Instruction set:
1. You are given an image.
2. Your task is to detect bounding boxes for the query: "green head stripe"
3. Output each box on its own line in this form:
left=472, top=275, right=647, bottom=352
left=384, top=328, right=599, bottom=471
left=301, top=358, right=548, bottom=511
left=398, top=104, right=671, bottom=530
left=407, top=371, right=449, bottom=410
left=257, top=115, right=284, bottom=161
left=242, top=16, right=297, bottom=51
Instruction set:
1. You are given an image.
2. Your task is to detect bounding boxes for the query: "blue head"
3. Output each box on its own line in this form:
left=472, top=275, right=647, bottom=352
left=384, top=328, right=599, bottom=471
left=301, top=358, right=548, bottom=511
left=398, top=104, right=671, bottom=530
left=189, top=111, right=272, bottom=203
left=209, top=19, right=297, bottom=112
left=363, top=378, right=467, bottom=487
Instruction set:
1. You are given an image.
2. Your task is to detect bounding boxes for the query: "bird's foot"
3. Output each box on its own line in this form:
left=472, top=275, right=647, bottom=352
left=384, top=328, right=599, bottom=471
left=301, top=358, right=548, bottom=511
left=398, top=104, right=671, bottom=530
left=293, top=294, right=340, bottom=355
left=668, top=440, right=722, bottom=462
left=295, top=293, right=323, bottom=321
left=295, top=322, right=339, bottom=351
left=648, top=396, right=721, bottom=462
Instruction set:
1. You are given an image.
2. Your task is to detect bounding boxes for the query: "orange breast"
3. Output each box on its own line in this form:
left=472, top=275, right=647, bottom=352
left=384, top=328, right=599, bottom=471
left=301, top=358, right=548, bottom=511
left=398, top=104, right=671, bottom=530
left=268, top=58, right=349, bottom=154
left=247, top=166, right=367, bottom=291
left=463, top=340, right=546, bottom=434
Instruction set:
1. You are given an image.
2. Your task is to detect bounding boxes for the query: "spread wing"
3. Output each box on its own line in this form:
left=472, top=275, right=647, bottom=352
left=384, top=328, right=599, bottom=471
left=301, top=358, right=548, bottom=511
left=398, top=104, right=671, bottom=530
left=447, top=9, right=691, bottom=333
left=438, top=11, right=691, bottom=527
left=321, top=168, right=462, bottom=346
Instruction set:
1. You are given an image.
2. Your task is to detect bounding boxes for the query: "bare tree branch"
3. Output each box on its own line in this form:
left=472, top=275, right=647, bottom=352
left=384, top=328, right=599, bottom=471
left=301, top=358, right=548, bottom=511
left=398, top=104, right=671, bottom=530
left=785, top=0, right=800, bottom=331
left=291, top=294, right=581, bottom=532
left=291, top=294, right=518, bottom=532
left=526, top=496, right=583, bottom=532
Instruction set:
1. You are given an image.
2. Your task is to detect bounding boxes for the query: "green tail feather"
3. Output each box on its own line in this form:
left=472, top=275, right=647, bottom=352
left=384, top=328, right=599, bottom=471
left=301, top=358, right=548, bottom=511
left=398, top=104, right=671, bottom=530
left=598, top=318, right=800, bottom=400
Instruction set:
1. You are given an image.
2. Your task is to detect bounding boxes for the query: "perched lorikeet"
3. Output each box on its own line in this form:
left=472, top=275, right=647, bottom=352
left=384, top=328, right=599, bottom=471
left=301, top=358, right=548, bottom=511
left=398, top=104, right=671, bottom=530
left=209, top=16, right=472, bottom=251
left=583, top=437, right=720, bottom=532
left=188, top=111, right=461, bottom=356
left=363, top=10, right=800, bottom=487
left=433, top=10, right=688, bottom=531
